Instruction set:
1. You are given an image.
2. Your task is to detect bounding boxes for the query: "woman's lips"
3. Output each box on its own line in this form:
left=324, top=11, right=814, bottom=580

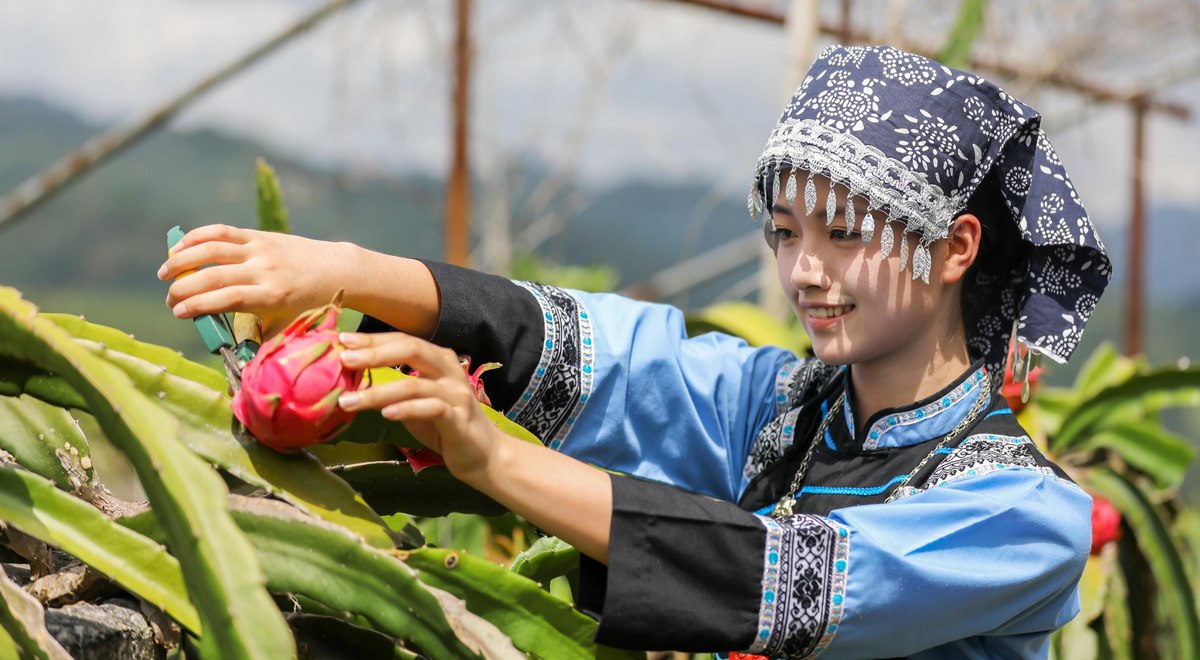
left=805, top=305, right=854, bottom=330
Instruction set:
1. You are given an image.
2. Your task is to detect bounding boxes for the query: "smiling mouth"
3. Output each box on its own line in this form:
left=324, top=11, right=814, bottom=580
left=808, top=305, right=854, bottom=318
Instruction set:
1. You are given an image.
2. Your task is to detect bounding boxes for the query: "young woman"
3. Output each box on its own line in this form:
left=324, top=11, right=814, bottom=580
left=160, top=46, right=1111, bottom=658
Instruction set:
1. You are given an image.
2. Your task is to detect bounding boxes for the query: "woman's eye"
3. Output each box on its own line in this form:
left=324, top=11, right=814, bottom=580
left=773, top=227, right=797, bottom=241
left=830, top=228, right=860, bottom=242
left=763, top=222, right=797, bottom=250
left=769, top=227, right=797, bottom=249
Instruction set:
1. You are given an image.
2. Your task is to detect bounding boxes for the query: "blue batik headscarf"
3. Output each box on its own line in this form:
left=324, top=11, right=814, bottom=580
left=749, top=44, right=1112, bottom=386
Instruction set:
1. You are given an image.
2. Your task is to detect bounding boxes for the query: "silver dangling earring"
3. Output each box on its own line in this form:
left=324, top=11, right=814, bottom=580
left=913, top=241, right=932, bottom=284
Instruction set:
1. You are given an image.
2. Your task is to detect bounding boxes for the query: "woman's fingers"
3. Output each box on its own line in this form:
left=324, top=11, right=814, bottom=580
left=169, top=284, right=270, bottom=318
left=381, top=399, right=452, bottom=422
left=339, top=332, right=461, bottom=378
left=338, top=376, right=449, bottom=412
left=160, top=239, right=248, bottom=281
left=178, top=224, right=253, bottom=251
left=158, top=224, right=256, bottom=281
left=165, top=262, right=256, bottom=309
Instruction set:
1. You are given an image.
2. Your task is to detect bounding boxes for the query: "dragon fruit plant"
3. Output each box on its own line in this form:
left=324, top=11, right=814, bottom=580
left=232, top=291, right=365, bottom=452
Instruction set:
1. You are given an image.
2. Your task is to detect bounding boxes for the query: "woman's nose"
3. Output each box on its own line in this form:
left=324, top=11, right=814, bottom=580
left=790, top=251, right=831, bottom=290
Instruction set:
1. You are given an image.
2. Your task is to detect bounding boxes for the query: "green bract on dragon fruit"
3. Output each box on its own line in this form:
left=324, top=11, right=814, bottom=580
left=232, top=293, right=364, bottom=452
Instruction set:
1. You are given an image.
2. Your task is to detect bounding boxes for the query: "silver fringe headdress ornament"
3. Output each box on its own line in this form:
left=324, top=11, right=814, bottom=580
left=749, top=45, right=1112, bottom=388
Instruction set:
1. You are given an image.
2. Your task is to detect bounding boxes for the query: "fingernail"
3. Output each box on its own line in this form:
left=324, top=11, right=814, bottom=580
left=338, top=393, right=360, bottom=409
left=172, top=302, right=187, bottom=318
left=339, top=332, right=362, bottom=347
left=157, top=264, right=168, bottom=280
left=341, top=350, right=360, bottom=366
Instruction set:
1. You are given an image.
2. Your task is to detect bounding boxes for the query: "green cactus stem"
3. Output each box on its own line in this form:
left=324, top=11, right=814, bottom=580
left=17, top=312, right=400, bottom=550
left=0, top=395, right=93, bottom=491
left=256, top=158, right=292, bottom=235
left=0, top=287, right=293, bottom=658
left=0, top=464, right=199, bottom=635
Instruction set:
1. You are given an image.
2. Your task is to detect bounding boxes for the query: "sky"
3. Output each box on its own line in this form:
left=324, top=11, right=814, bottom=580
left=1, top=0, right=1198, bottom=238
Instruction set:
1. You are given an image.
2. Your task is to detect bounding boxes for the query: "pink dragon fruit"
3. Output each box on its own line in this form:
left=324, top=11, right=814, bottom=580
left=400, top=357, right=500, bottom=473
left=1090, top=496, right=1123, bottom=555
left=232, top=293, right=365, bottom=453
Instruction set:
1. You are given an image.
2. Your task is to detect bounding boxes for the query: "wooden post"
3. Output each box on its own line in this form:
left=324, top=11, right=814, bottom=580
left=445, top=0, right=473, bottom=266
left=1126, top=99, right=1148, bottom=356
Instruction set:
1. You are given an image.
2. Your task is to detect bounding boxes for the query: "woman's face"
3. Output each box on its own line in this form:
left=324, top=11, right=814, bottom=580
left=769, top=172, right=951, bottom=369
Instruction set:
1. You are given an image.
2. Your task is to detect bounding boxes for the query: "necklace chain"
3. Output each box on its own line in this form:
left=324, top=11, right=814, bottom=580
left=772, top=391, right=844, bottom=518
left=771, top=374, right=991, bottom=518
left=883, top=374, right=991, bottom=502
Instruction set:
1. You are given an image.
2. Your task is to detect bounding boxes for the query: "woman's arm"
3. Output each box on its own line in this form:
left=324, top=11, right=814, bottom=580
left=384, top=263, right=799, bottom=500
left=584, top=465, right=1090, bottom=657
left=161, top=227, right=799, bottom=498
left=159, top=224, right=440, bottom=338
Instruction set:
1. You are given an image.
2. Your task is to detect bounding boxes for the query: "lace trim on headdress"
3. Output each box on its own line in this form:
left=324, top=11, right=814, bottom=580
left=749, top=119, right=968, bottom=283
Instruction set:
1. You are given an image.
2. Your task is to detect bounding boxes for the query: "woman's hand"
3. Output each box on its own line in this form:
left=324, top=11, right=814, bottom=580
left=334, top=330, right=614, bottom=563
left=159, top=224, right=356, bottom=337
left=335, top=331, right=505, bottom=483
left=159, top=224, right=441, bottom=339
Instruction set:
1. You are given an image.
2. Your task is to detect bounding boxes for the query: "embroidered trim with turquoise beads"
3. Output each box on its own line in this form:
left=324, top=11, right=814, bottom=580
left=774, top=358, right=803, bottom=416
left=750, top=514, right=850, bottom=656
left=861, top=367, right=987, bottom=450
left=507, top=282, right=595, bottom=450
left=506, top=283, right=557, bottom=426
left=889, top=433, right=1067, bottom=500
left=814, top=520, right=851, bottom=656
left=550, top=301, right=594, bottom=449
left=752, top=517, right=785, bottom=653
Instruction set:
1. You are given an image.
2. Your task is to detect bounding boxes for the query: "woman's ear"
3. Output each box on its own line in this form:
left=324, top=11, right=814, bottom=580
left=942, top=214, right=982, bottom=284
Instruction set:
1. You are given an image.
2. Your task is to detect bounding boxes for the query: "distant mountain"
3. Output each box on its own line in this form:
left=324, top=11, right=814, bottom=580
left=0, top=96, right=447, bottom=293
left=0, top=96, right=751, bottom=297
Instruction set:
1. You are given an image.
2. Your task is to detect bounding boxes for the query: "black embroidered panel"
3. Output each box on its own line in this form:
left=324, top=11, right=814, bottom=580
left=752, top=514, right=849, bottom=657
left=743, top=360, right=840, bottom=482
left=505, top=282, right=592, bottom=449
left=739, top=390, right=1044, bottom=517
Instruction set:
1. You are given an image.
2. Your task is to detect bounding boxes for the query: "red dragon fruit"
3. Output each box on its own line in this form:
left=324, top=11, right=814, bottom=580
left=1090, top=496, right=1123, bottom=555
left=232, top=293, right=365, bottom=453
left=399, top=357, right=500, bottom=473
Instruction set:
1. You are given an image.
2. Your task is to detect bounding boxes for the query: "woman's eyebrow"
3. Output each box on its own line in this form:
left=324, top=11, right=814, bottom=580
left=771, top=204, right=796, bottom=217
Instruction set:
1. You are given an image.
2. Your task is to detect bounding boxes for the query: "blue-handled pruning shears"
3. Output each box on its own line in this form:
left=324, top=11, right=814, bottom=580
left=166, top=226, right=259, bottom=391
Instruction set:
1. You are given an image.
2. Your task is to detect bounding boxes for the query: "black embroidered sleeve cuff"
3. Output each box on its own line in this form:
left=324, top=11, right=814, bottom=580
left=752, top=513, right=850, bottom=657
left=357, top=262, right=595, bottom=447
left=578, top=474, right=852, bottom=657
left=580, top=474, right=764, bottom=652
left=500, top=282, right=595, bottom=450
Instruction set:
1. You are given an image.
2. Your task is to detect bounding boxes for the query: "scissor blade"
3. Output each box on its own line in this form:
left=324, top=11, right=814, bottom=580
left=220, top=346, right=243, bottom=393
